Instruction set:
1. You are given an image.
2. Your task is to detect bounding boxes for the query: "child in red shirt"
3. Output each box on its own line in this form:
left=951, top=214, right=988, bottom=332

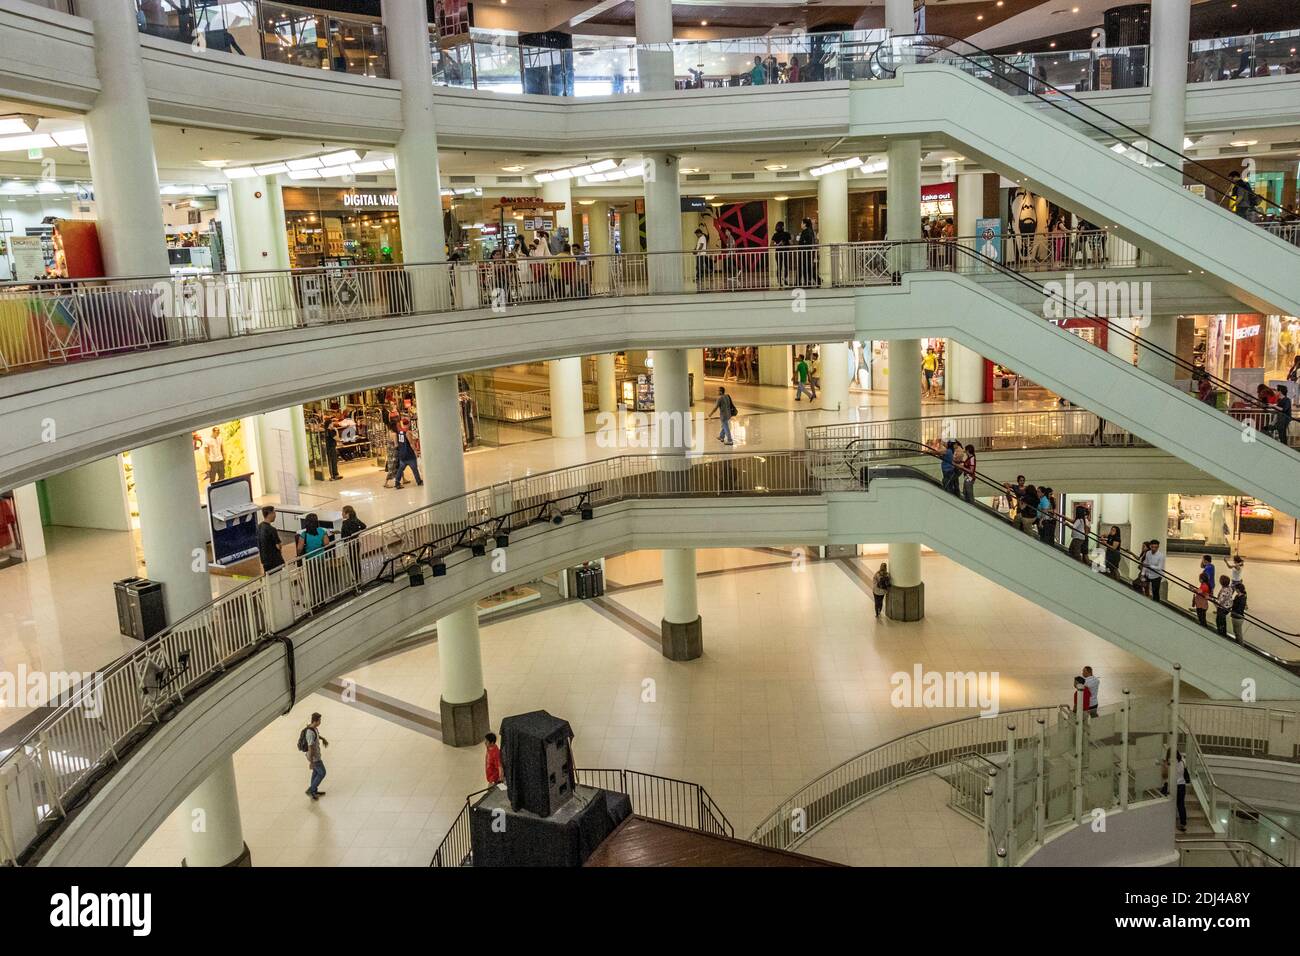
left=484, top=732, right=503, bottom=786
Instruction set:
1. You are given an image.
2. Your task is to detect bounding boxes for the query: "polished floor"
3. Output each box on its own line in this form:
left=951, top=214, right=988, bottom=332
left=126, top=548, right=1181, bottom=866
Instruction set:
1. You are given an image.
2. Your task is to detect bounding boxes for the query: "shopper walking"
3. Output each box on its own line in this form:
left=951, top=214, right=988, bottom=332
left=1037, top=487, right=1055, bottom=544
left=693, top=227, right=710, bottom=286
left=940, top=441, right=959, bottom=494
left=1068, top=505, right=1090, bottom=562
left=1104, top=525, right=1122, bottom=577
left=921, top=347, right=939, bottom=398
left=1082, top=666, right=1099, bottom=717
left=1140, top=540, right=1166, bottom=602
left=1214, top=574, right=1234, bottom=636
left=300, top=712, right=328, bottom=800
left=793, top=353, right=816, bottom=402
left=1229, top=582, right=1248, bottom=642
left=392, top=418, right=423, bottom=490
left=707, top=386, right=737, bottom=445
left=257, top=505, right=285, bottom=574
left=202, top=427, right=226, bottom=483
left=960, top=444, right=977, bottom=503
left=871, top=562, right=890, bottom=617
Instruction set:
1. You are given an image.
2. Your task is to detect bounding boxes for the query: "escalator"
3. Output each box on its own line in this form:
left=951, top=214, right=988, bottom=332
left=861, top=244, right=1300, bottom=518
left=863, top=35, right=1300, bottom=317
left=828, top=440, right=1300, bottom=698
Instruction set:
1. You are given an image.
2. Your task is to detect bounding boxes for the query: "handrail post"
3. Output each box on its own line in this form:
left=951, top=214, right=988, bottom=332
left=1120, top=688, right=1131, bottom=811
left=1073, top=689, right=1084, bottom=824
left=1005, top=721, right=1016, bottom=865
left=982, top=767, right=998, bottom=865
left=1034, top=717, right=1045, bottom=846
left=1169, top=663, right=1181, bottom=812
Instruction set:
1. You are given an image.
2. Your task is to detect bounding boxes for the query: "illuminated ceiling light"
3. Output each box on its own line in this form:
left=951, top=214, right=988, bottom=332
left=199, top=159, right=230, bottom=168
left=286, top=157, right=323, bottom=171
left=1049, top=42, right=1057, bottom=48
left=679, top=167, right=699, bottom=174
left=773, top=194, right=789, bottom=201
left=701, top=20, right=708, bottom=25
left=578, top=199, right=596, bottom=205
left=501, top=164, right=526, bottom=172
left=350, top=159, right=390, bottom=173
left=585, top=163, right=645, bottom=183
left=1230, top=139, right=1257, bottom=147
left=0, top=133, right=55, bottom=151
left=287, top=168, right=323, bottom=180
left=976, top=14, right=983, bottom=20
left=703, top=194, right=716, bottom=200
left=319, top=164, right=354, bottom=177
left=536, top=158, right=617, bottom=183
left=996, top=0, right=1003, bottom=5
left=809, top=156, right=863, bottom=177
left=1071, top=6, right=1080, bottom=12
left=50, top=128, right=88, bottom=147
left=383, top=158, right=396, bottom=169
left=254, top=162, right=289, bottom=175
left=35, top=180, right=61, bottom=194
left=765, top=163, right=787, bottom=171
left=223, top=166, right=259, bottom=179
left=0, top=117, right=37, bottom=136
left=319, top=149, right=361, bottom=166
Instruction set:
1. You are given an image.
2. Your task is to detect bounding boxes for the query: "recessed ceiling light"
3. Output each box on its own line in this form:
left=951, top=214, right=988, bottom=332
left=774, top=195, right=789, bottom=201
left=1230, top=139, right=1258, bottom=147
left=765, top=164, right=787, bottom=171
left=976, top=14, right=983, bottom=20
left=1049, top=42, right=1057, bottom=48
left=701, top=20, right=708, bottom=26
left=996, top=0, right=1003, bottom=5
left=680, top=167, right=699, bottom=174
left=1072, top=6, right=1080, bottom=12
left=703, top=194, right=716, bottom=200
left=501, top=165, right=526, bottom=172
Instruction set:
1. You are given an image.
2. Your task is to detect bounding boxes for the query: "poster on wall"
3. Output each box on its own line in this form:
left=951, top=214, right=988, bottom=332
left=913, top=0, right=926, bottom=32
left=975, top=217, right=1002, bottom=263
left=713, top=201, right=769, bottom=248
left=434, top=0, right=472, bottom=39
left=9, top=235, right=45, bottom=281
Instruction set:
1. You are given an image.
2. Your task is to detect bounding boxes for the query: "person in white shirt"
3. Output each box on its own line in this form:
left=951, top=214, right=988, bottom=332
left=1229, top=555, right=1245, bottom=585
left=1082, top=665, right=1099, bottom=717
left=202, top=427, right=225, bottom=483
left=1140, top=539, right=1165, bottom=603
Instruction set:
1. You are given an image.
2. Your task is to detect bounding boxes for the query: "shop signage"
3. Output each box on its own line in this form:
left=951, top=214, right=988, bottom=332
left=681, top=197, right=710, bottom=212
left=342, top=192, right=399, bottom=209
left=921, top=182, right=955, bottom=202
left=1233, top=322, right=1260, bottom=340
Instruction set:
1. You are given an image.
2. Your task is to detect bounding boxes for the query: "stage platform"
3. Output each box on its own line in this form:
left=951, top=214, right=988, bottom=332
left=582, top=816, right=840, bottom=867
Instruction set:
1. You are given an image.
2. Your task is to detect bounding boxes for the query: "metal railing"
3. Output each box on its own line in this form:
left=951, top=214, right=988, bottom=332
left=4, top=443, right=1297, bottom=864
left=805, top=409, right=1145, bottom=452
left=1181, top=701, right=1300, bottom=760
left=872, top=35, right=1297, bottom=227
left=134, top=0, right=389, bottom=79
left=429, top=768, right=731, bottom=866
left=0, top=234, right=1161, bottom=378
left=749, top=706, right=1061, bottom=851
left=1177, top=839, right=1285, bottom=867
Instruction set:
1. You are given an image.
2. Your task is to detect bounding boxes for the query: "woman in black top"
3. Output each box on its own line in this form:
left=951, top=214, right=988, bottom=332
left=1104, top=525, right=1122, bottom=577
left=1019, top=485, right=1039, bottom=535
left=340, top=505, right=366, bottom=538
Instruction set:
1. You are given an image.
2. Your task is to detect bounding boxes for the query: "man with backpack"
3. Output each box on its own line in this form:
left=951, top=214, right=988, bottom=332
left=299, top=712, right=328, bottom=800
left=707, top=386, right=738, bottom=445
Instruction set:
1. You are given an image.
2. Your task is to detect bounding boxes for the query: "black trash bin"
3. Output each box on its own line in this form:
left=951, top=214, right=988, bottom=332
left=113, top=577, right=167, bottom=641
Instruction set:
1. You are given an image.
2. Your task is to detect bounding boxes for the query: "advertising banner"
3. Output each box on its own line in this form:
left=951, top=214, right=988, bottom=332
left=975, top=217, right=1002, bottom=263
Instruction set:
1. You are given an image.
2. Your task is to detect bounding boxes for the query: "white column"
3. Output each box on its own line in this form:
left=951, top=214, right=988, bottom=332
left=885, top=0, right=914, bottom=34
left=414, top=375, right=466, bottom=503
left=542, top=179, right=573, bottom=244
left=1138, top=314, right=1179, bottom=384
left=257, top=406, right=308, bottom=498
left=950, top=171, right=988, bottom=403
left=887, top=338, right=923, bottom=595
left=11, top=483, right=45, bottom=561
left=634, top=0, right=674, bottom=92
left=439, top=604, right=485, bottom=705
left=1148, top=0, right=1190, bottom=182
left=820, top=342, right=850, bottom=412
left=229, top=176, right=290, bottom=272
left=436, top=603, right=489, bottom=746
left=1100, top=494, right=1130, bottom=527
left=651, top=348, right=690, bottom=449
left=180, top=754, right=247, bottom=867
left=381, top=0, right=446, bottom=264
left=686, top=348, right=705, bottom=403
left=643, top=151, right=682, bottom=293
left=548, top=357, right=586, bottom=438
left=816, top=167, right=848, bottom=287
left=662, top=548, right=699, bottom=624
left=585, top=200, right=612, bottom=291
left=1108, top=316, right=1138, bottom=366
left=131, top=433, right=210, bottom=623
left=82, top=0, right=168, bottom=278
left=596, top=353, right=618, bottom=413
left=1129, top=493, right=1169, bottom=589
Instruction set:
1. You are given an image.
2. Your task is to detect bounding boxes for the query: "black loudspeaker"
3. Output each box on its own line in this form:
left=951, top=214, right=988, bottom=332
left=500, top=711, right=577, bottom=818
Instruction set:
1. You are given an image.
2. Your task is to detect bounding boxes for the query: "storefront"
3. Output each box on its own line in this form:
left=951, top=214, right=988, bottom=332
left=1, top=179, right=227, bottom=280
left=282, top=186, right=402, bottom=268
left=1166, top=493, right=1297, bottom=561
left=1195, top=312, right=1300, bottom=391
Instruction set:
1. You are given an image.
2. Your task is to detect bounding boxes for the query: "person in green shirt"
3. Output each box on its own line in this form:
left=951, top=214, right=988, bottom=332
left=794, top=353, right=816, bottom=402
left=750, top=56, right=766, bottom=85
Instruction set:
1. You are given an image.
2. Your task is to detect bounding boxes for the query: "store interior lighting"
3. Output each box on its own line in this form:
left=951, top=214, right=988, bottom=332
left=534, top=158, right=617, bottom=182
left=583, top=163, right=644, bottom=183
left=225, top=152, right=396, bottom=181
left=809, top=156, right=863, bottom=177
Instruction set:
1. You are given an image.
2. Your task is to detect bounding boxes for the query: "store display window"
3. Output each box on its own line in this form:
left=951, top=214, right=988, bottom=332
left=283, top=186, right=403, bottom=268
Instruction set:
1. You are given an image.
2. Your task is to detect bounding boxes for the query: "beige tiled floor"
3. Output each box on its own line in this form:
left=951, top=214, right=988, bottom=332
left=799, top=775, right=987, bottom=867
left=127, top=551, right=1180, bottom=866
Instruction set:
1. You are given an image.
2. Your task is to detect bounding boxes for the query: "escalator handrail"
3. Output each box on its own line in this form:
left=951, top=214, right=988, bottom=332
left=932, top=239, right=1289, bottom=420
left=871, top=34, right=1292, bottom=222
left=848, top=438, right=1300, bottom=662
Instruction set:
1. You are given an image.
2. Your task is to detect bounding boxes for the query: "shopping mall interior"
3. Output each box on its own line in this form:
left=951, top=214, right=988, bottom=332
left=1, top=0, right=1300, bottom=892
